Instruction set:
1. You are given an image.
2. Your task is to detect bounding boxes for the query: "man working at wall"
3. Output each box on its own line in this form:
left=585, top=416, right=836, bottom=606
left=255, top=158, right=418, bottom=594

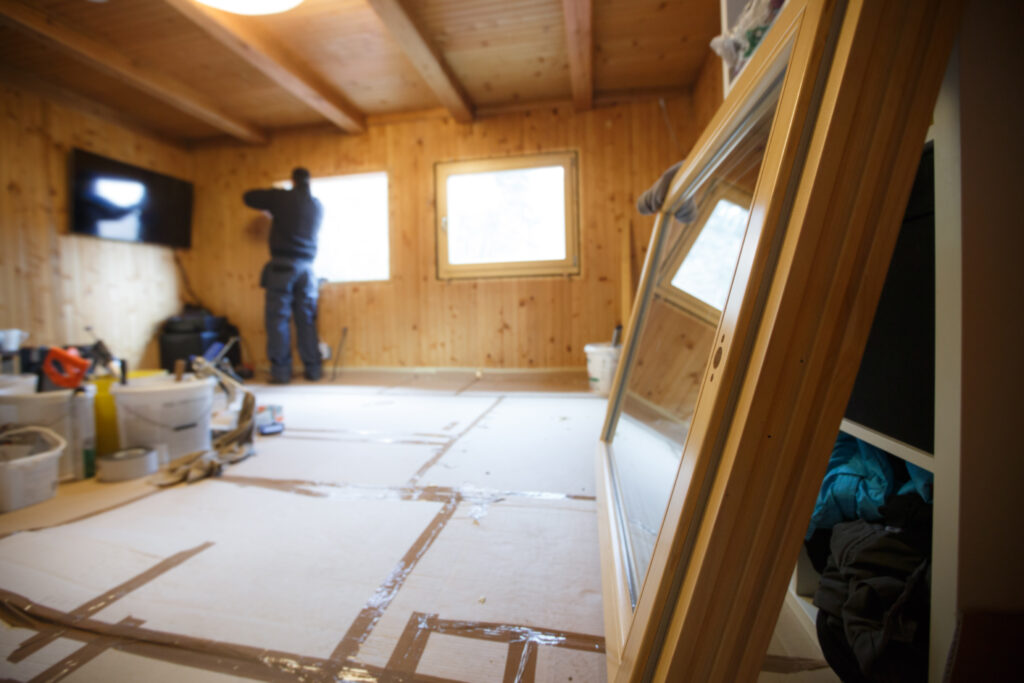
left=243, top=167, right=324, bottom=384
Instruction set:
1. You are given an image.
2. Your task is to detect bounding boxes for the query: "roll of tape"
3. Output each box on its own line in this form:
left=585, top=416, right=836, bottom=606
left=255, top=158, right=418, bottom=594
left=96, top=448, right=158, bottom=482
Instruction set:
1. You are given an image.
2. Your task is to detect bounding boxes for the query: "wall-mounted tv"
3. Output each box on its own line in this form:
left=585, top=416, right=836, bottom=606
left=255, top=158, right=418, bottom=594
left=69, top=148, right=194, bottom=249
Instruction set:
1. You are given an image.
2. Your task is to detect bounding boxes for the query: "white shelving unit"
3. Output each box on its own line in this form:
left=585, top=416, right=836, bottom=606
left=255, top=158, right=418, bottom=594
left=793, top=52, right=962, bottom=683
left=838, top=418, right=934, bottom=473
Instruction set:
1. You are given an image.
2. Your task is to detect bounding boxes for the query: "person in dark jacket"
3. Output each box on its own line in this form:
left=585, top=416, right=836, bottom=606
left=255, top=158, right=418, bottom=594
left=243, top=167, right=324, bottom=384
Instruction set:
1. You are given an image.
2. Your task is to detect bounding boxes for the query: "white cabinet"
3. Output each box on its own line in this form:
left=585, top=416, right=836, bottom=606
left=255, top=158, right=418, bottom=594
left=795, top=52, right=962, bottom=683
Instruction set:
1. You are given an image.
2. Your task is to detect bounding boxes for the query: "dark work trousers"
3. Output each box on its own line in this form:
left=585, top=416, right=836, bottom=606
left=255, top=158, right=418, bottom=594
left=260, top=256, right=321, bottom=382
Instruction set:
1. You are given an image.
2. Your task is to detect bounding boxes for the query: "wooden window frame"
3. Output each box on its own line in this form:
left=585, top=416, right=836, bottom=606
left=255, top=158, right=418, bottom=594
left=654, top=182, right=753, bottom=327
left=594, top=0, right=962, bottom=681
left=434, top=151, right=580, bottom=280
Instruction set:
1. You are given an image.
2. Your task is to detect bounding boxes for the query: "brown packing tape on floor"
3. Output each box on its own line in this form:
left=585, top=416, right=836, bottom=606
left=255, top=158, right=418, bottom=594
left=429, top=616, right=605, bottom=653
left=0, top=586, right=488, bottom=683
left=215, top=474, right=593, bottom=507
left=8, top=541, right=213, bottom=663
left=213, top=475, right=329, bottom=498
left=331, top=495, right=461, bottom=662
left=27, top=616, right=144, bottom=683
left=406, top=397, right=504, bottom=486
left=0, top=538, right=605, bottom=683
left=214, top=476, right=459, bottom=504
left=503, top=640, right=538, bottom=683
left=387, top=612, right=605, bottom=683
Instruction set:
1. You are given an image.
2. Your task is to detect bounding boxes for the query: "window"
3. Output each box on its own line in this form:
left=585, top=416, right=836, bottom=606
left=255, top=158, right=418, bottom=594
left=435, top=151, right=579, bottom=279
left=657, top=183, right=750, bottom=325
left=280, top=172, right=390, bottom=283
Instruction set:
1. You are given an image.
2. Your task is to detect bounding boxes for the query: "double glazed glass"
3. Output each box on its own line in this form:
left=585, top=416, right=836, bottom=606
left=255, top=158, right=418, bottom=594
left=605, top=76, right=784, bottom=604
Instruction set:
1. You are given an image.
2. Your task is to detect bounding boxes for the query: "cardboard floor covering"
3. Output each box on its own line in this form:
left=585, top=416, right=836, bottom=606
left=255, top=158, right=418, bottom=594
left=0, top=379, right=608, bottom=682
left=0, top=373, right=832, bottom=682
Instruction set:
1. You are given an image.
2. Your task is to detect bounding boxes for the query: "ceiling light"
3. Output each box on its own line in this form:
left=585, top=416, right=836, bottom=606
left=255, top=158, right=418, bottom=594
left=194, top=0, right=304, bottom=15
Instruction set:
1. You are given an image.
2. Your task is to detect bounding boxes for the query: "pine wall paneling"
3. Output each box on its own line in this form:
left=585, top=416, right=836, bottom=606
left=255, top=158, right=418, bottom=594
left=627, top=297, right=716, bottom=421
left=0, top=83, right=190, bottom=369
left=183, top=96, right=717, bottom=371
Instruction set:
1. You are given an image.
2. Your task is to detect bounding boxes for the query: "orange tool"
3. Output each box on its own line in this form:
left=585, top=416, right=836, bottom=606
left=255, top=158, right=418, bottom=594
left=42, top=347, right=91, bottom=388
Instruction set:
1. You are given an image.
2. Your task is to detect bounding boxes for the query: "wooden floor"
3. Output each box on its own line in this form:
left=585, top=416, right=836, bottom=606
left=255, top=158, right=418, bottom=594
left=0, top=370, right=834, bottom=682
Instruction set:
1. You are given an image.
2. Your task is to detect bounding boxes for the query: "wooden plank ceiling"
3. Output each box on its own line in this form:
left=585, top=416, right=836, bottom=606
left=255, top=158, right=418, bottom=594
left=0, top=0, right=719, bottom=144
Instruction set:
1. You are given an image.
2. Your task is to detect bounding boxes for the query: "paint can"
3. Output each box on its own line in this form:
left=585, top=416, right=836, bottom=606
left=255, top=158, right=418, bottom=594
left=584, top=342, right=622, bottom=396
left=96, top=447, right=159, bottom=482
left=111, top=376, right=215, bottom=464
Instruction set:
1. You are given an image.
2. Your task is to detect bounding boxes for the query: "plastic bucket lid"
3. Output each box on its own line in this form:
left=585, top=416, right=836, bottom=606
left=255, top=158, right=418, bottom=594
left=0, top=384, right=96, bottom=403
left=0, top=375, right=37, bottom=396
left=110, top=376, right=214, bottom=397
left=584, top=342, right=621, bottom=356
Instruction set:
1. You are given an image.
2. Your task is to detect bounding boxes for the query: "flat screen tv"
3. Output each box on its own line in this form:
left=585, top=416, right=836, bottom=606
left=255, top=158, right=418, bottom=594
left=69, top=148, right=194, bottom=248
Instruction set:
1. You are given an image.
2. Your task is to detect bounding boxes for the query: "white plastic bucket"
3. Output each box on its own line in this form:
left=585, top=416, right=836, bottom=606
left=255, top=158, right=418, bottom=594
left=584, top=342, right=622, bottom=396
left=0, top=385, right=96, bottom=481
left=0, top=374, right=37, bottom=396
left=111, top=377, right=215, bottom=463
left=0, top=426, right=66, bottom=512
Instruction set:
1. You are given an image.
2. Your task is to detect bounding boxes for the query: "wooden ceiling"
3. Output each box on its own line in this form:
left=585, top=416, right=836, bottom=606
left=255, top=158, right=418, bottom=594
left=0, top=0, right=720, bottom=144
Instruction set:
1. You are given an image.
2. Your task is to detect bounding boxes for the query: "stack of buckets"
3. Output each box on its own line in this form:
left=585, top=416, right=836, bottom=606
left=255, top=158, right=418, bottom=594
left=0, top=377, right=97, bottom=481
left=0, top=372, right=215, bottom=489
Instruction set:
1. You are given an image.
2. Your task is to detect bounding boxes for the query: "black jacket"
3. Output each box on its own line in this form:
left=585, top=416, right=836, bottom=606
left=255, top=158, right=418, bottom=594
left=243, top=184, right=323, bottom=261
left=814, top=494, right=932, bottom=682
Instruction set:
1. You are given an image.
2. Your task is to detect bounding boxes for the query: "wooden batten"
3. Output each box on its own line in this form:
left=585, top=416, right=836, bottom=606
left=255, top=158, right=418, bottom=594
left=562, top=0, right=594, bottom=111
left=161, top=0, right=365, bottom=134
left=0, top=64, right=178, bottom=146
left=0, top=0, right=265, bottom=144
left=365, top=0, right=474, bottom=124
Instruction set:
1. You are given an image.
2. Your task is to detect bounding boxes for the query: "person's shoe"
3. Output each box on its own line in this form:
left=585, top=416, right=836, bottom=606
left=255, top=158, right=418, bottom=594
left=268, top=376, right=291, bottom=385
left=304, top=367, right=322, bottom=382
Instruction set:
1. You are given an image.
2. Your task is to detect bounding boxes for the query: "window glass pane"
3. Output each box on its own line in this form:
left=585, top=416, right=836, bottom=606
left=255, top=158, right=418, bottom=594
left=310, top=172, right=389, bottom=282
left=670, top=199, right=749, bottom=309
left=446, top=165, right=566, bottom=265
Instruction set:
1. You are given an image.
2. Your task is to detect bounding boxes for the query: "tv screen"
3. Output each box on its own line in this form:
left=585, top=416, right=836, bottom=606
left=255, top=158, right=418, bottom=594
left=69, top=148, right=193, bottom=248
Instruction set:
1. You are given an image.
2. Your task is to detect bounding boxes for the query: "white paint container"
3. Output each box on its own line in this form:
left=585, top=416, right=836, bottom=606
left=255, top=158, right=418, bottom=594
left=111, top=377, right=215, bottom=463
left=0, top=426, right=66, bottom=512
left=0, top=385, right=96, bottom=481
left=0, top=375, right=37, bottom=396
left=584, top=343, right=622, bottom=396
left=96, top=447, right=159, bottom=482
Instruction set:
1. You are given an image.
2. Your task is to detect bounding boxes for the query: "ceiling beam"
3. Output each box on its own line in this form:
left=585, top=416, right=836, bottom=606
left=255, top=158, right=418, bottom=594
left=0, top=0, right=265, bottom=144
left=365, top=0, right=474, bottom=124
left=562, top=0, right=593, bottom=111
left=161, top=0, right=365, bottom=134
left=0, top=65, right=185, bottom=146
